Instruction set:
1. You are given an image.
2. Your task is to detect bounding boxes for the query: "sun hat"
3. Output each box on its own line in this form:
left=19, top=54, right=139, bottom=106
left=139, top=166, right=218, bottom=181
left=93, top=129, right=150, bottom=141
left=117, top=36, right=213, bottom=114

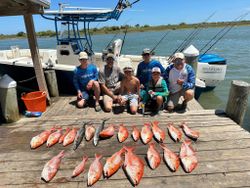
left=78, top=51, right=88, bottom=60
left=173, top=52, right=185, bottom=60
left=152, top=67, right=161, bottom=73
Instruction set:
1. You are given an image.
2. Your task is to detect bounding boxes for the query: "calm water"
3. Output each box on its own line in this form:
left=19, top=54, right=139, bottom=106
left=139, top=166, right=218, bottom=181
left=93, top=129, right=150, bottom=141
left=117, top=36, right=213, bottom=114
left=0, top=26, right=249, bottom=130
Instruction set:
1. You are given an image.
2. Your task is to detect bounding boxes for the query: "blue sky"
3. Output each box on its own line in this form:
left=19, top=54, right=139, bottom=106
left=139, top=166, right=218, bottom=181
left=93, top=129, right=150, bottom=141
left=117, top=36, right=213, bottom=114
left=0, top=0, right=250, bottom=34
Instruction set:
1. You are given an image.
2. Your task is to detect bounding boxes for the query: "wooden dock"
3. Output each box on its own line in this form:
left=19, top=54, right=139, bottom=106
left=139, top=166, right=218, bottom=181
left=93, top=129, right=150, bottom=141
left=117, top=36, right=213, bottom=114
left=1, top=96, right=250, bottom=188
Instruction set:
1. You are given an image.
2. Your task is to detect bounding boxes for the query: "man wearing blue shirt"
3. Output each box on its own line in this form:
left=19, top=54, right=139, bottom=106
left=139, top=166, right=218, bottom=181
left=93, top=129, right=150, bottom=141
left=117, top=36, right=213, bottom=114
left=136, top=48, right=165, bottom=104
left=73, top=52, right=101, bottom=111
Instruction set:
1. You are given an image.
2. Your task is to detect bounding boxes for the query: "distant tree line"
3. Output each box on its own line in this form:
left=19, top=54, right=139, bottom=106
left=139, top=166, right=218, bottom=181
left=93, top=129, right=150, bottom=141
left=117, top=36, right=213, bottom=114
left=0, top=20, right=250, bottom=39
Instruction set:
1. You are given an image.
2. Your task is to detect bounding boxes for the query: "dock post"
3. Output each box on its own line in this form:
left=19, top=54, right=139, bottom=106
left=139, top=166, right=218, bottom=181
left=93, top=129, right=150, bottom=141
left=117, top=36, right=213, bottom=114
left=225, top=80, right=250, bottom=125
left=44, top=70, right=59, bottom=98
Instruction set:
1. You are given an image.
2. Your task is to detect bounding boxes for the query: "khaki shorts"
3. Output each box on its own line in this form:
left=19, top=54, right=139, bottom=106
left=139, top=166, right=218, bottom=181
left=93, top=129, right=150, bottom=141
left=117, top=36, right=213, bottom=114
left=167, top=89, right=193, bottom=108
left=121, top=94, right=139, bottom=107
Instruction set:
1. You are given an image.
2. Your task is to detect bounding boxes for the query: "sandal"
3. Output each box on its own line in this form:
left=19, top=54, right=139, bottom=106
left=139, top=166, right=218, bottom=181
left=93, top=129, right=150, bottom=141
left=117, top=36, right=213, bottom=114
left=95, top=103, right=102, bottom=112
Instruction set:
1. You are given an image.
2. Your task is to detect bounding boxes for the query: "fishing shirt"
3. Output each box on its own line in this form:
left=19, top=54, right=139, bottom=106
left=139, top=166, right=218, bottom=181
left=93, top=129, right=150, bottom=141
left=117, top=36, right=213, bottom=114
left=136, top=60, right=165, bottom=87
left=73, top=64, right=98, bottom=92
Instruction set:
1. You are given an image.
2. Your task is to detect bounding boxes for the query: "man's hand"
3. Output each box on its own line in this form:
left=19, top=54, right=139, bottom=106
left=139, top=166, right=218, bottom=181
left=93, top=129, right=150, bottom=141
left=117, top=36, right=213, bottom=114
left=86, top=80, right=94, bottom=90
left=112, top=95, right=118, bottom=102
left=77, top=91, right=83, bottom=99
left=148, top=90, right=155, bottom=95
left=177, top=79, right=184, bottom=85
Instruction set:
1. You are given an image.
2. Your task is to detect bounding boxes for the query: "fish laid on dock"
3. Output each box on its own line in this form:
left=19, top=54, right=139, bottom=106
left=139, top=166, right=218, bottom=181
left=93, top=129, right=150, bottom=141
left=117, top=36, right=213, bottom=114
left=30, top=127, right=56, bottom=149
left=87, top=154, right=103, bottom=186
left=151, top=121, right=165, bottom=143
left=180, top=122, right=200, bottom=140
left=123, top=146, right=144, bottom=186
left=160, top=143, right=180, bottom=172
left=41, top=150, right=65, bottom=183
left=63, top=128, right=77, bottom=147
left=147, top=143, right=161, bottom=170
left=103, top=148, right=125, bottom=178
left=72, top=156, right=88, bottom=178
left=58, top=128, right=71, bottom=144
left=73, top=121, right=91, bottom=150
left=180, top=140, right=198, bottom=173
left=85, top=125, right=96, bottom=141
left=99, top=125, right=115, bottom=138
left=131, top=126, right=140, bottom=142
left=141, top=123, right=153, bottom=144
left=93, top=118, right=110, bottom=146
left=167, top=123, right=182, bottom=142
left=118, top=124, right=129, bottom=143
left=46, top=128, right=62, bottom=147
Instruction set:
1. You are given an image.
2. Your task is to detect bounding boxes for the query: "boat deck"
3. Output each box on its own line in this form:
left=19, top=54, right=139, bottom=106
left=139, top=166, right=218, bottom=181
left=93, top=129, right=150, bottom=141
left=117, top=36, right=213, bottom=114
left=1, top=96, right=250, bottom=188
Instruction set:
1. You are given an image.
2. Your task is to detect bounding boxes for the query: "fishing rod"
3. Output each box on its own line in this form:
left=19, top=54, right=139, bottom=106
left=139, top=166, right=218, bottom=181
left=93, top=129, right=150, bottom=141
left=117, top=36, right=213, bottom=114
left=150, top=30, right=171, bottom=54
left=120, top=26, right=129, bottom=55
left=171, top=11, right=216, bottom=56
left=200, top=12, right=250, bottom=56
left=200, top=12, right=250, bottom=54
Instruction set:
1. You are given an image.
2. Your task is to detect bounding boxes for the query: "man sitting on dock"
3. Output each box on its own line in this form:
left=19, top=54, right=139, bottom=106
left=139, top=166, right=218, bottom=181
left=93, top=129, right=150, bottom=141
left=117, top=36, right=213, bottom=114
left=118, top=66, right=140, bottom=114
left=136, top=48, right=165, bottom=103
left=141, top=67, right=169, bottom=115
left=165, top=52, right=195, bottom=112
left=99, top=53, right=123, bottom=112
left=73, top=51, right=101, bottom=112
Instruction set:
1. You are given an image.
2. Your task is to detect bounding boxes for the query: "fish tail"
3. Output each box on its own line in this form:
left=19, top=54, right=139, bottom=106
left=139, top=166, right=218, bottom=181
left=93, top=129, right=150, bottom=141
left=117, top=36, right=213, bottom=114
left=95, top=153, right=103, bottom=159
left=123, top=146, right=135, bottom=152
left=58, top=150, right=65, bottom=158
left=184, top=140, right=192, bottom=145
left=159, top=143, right=166, bottom=149
left=83, top=155, right=88, bottom=161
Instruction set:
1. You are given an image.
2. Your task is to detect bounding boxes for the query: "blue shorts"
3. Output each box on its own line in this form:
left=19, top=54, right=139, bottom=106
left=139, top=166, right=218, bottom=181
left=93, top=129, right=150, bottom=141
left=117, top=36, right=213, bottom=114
left=77, top=90, right=93, bottom=101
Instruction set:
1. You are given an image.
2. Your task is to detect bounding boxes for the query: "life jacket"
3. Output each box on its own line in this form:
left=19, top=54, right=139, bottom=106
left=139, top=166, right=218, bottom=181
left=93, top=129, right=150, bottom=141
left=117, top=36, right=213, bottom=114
left=148, top=77, right=164, bottom=92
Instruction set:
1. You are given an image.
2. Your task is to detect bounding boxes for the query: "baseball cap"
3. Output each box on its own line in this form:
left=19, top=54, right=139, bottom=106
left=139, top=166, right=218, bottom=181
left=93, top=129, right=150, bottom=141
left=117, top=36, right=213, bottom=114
left=78, top=51, right=88, bottom=60
left=106, top=53, right=115, bottom=60
left=173, top=52, right=185, bottom=60
left=152, top=67, right=161, bottom=73
left=142, top=48, right=151, bottom=55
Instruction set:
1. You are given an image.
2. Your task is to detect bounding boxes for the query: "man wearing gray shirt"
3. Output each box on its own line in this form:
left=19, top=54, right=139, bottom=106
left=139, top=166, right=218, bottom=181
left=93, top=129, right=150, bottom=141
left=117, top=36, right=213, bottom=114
left=99, top=53, right=123, bottom=112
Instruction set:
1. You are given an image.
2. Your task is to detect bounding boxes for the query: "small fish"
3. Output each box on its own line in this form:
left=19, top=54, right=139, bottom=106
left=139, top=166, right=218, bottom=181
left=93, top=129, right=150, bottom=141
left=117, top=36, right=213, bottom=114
left=180, top=122, right=200, bottom=140
left=46, top=128, right=63, bottom=147
left=73, top=121, right=91, bottom=150
left=99, top=125, right=115, bottom=138
left=63, top=128, right=77, bottom=147
left=123, top=146, right=144, bottom=186
left=131, top=126, right=140, bottom=142
left=117, top=124, right=129, bottom=143
left=87, top=154, right=103, bottom=186
left=85, top=125, right=95, bottom=141
left=151, top=121, right=165, bottom=143
left=72, top=156, right=88, bottom=178
left=58, top=128, right=71, bottom=144
left=103, top=148, right=125, bottom=178
left=30, top=127, right=56, bottom=149
left=180, top=140, right=198, bottom=173
left=93, top=118, right=110, bottom=146
left=147, top=143, right=161, bottom=170
left=160, top=143, right=180, bottom=172
left=167, top=123, right=182, bottom=142
left=41, top=150, right=65, bottom=182
left=141, top=123, right=153, bottom=144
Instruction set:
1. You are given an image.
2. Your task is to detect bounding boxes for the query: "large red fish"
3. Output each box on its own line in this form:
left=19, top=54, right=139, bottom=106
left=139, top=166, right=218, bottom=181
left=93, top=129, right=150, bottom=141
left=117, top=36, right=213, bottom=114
left=123, top=146, right=144, bottom=186
left=85, top=125, right=95, bottom=141
left=87, top=154, right=103, bottom=186
left=151, top=121, right=165, bottom=143
left=180, top=122, right=200, bottom=140
left=180, top=140, right=198, bottom=173
left=63, top=128, right=77, bottom=146
left=30, top=127, right=56, bottom=149
left=118, top=124, right=129, bottom=143
left=147, top=143, right=161, bottom=170
left=167, top=123, right=182, bottom=142
left=72, top=156, right=88, bottom=178
left=46, top=128, right=62, bottom=147
left=131, top=126, right=140, bottom=142
left=58, top=128, right=71, bottom=144
left=99, top=125, right=115, bottom=138
left=41, top=150, right=65, bottom=182
left=141, top=123, right=153, bottom=144
left=103, top=148, right=125, bottom=178
left=160, top=143, right=180, bottom=172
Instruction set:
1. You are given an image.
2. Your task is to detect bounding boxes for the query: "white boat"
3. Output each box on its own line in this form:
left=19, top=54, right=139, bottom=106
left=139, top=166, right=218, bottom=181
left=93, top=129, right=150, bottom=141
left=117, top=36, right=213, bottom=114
left=0, top=1, right=227, bottom=97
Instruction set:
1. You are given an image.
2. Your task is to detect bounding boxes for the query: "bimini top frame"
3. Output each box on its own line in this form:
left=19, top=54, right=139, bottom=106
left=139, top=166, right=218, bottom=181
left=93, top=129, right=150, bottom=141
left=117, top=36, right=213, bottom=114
left=41, top=0, right=139, bottom=55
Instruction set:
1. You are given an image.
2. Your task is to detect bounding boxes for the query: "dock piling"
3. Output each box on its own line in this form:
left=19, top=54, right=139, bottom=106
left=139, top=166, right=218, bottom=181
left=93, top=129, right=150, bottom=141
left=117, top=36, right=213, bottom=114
left=44, top=70, right=59, bottom=98
left=225, top=80, right=250, bottom=125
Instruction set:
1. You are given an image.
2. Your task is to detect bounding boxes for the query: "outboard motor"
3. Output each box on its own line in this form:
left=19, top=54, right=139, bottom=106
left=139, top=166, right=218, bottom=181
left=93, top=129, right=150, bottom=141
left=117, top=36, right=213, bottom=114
left=183, top=45, right=199, bottom=72
left=112, top=39, right=123, bottom=57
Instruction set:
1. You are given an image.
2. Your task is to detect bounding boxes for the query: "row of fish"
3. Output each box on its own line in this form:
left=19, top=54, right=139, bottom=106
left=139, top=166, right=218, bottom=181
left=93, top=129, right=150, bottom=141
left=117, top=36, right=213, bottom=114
left=30, top=121, right=199, bottom=149
left=41, top=141, right=198, bottom=186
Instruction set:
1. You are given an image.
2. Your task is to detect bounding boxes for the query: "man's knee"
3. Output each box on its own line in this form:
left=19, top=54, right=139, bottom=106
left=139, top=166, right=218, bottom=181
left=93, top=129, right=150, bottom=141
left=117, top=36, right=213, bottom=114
left=77, top=99, right=85, bottom=108
left=93, top=81, right=100, bottom=89
left=130, top=106, right=137, bottom=114
left=156, top=96, right=163, bottom=102
left=185, top=90, right=194, bottom=101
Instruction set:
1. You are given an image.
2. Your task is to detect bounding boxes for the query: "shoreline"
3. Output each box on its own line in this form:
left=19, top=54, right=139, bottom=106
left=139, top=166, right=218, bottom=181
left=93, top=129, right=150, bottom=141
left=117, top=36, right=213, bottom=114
left=1, top=21, right=250, bottom=40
